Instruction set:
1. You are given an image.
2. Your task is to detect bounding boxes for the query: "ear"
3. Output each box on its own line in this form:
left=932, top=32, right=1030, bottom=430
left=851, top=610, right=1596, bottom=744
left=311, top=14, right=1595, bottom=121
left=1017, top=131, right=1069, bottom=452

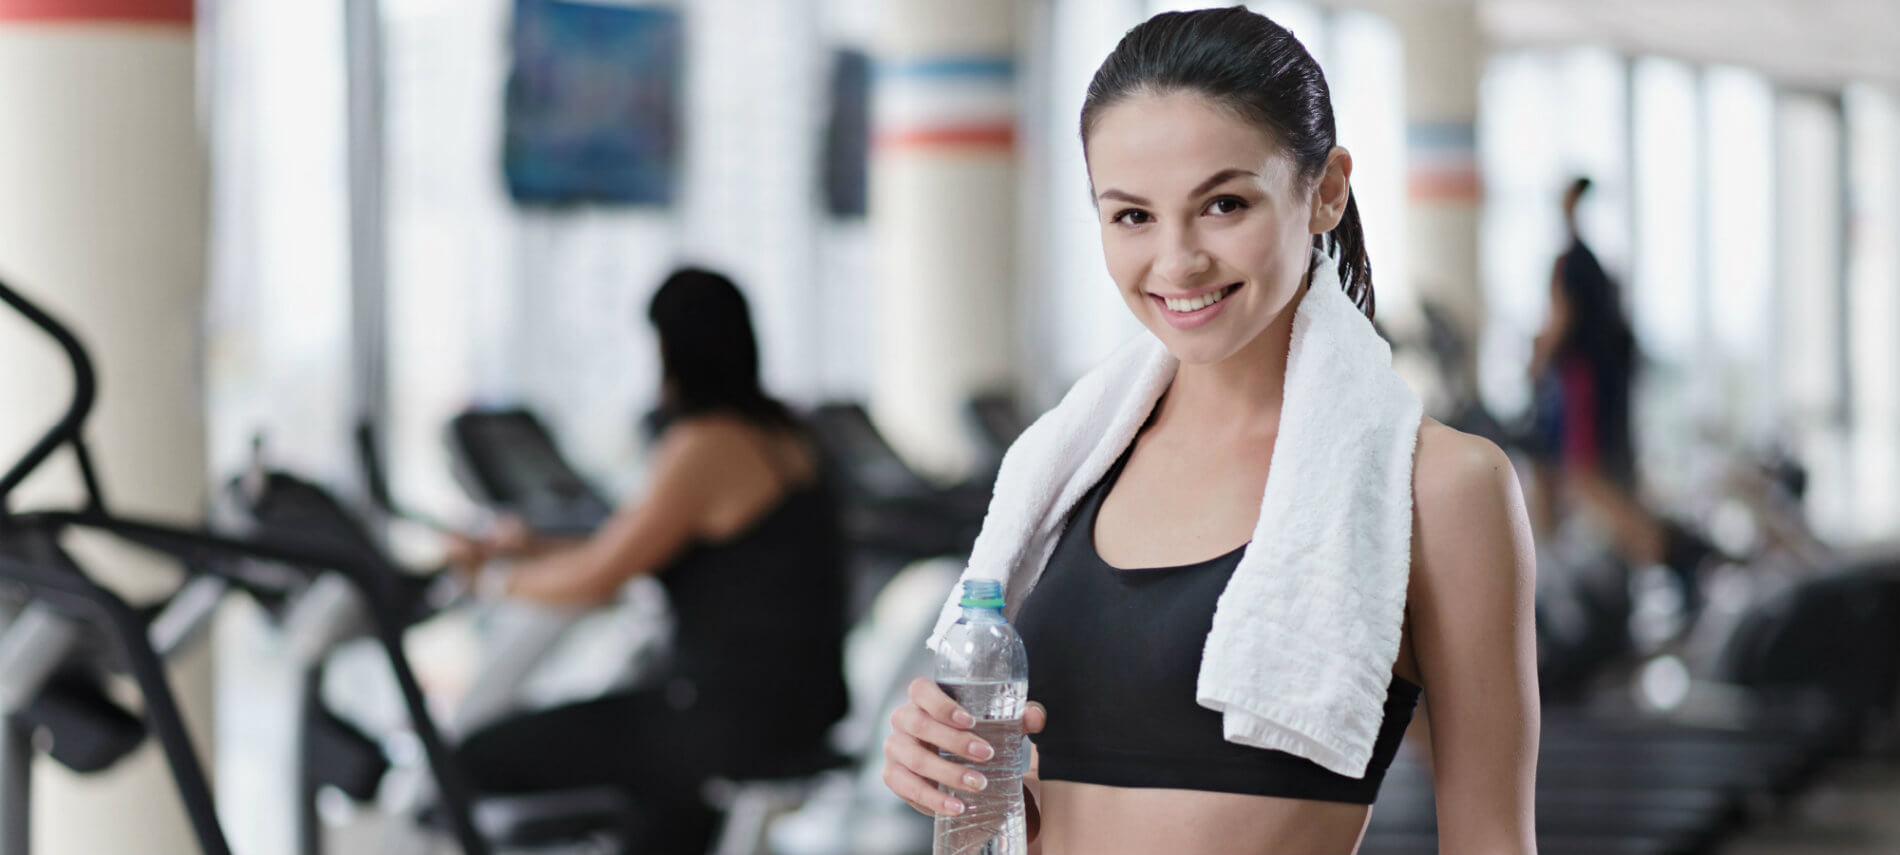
left=1307, top=146, right=1353, bottom=234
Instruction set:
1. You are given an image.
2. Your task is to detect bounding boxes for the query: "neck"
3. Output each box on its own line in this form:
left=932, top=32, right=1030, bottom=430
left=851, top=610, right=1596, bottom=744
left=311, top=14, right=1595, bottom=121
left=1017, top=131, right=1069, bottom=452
left=1159, top=278, right=1310, bottom=438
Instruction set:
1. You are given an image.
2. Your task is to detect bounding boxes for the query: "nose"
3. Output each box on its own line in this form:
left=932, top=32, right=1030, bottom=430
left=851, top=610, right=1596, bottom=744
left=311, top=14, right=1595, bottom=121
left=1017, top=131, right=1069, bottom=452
left=1152, top=223, right=1211, bottom=288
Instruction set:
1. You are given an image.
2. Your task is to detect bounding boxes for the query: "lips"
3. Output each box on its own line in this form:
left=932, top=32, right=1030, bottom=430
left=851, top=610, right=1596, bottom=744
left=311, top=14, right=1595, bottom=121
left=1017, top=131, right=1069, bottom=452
left=1150, top=282, right=1242, bottom=331
left=1159, top=283, right=1240, bottom=313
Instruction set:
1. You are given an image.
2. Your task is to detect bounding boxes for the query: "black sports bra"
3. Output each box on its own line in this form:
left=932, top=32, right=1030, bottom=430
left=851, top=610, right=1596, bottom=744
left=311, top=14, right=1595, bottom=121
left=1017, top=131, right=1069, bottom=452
left=1013, top=441, right=1421, bottom=804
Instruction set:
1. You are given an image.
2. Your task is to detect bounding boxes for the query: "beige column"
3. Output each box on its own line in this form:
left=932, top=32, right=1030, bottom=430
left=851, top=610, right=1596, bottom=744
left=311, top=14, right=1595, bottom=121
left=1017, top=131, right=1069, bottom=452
left=1380, top=0, right=1486, bottom=339
left=0, top=2, right=211, bottom=853
left=870, top=0, right=1021, bottom=479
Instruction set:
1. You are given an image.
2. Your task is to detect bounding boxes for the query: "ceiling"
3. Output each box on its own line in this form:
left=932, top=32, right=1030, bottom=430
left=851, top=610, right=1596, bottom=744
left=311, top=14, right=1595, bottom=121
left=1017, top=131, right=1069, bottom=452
left=1479, top=0, right=1900, bottom=92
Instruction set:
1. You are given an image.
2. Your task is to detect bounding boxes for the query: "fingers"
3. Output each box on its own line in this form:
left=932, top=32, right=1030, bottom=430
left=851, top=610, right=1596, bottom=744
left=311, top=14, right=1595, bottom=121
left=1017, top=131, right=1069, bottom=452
left=908, top=678, right=974, bottom=727
left=491, top=515, right=534, bottom=552
left=881, top=681, right=1050, bottom=819
left=892, top=697, right=994, bottom=763
left=1024, top=701, right=1047, bottom=734
left=442, top=535, right=487, bottom=575
left=885, top=728, right=991, bottom=795
left=881, top=753, right=968, bottom=818
left=882, top=710, right=987, bottom=819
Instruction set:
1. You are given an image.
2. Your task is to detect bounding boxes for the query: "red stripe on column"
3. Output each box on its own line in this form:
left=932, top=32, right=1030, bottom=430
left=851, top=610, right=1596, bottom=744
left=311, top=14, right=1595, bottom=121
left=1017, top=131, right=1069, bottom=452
left=0, top=0, right=191, bottom=24
left=1407, top=169, right=1483, bottom=204
left=874, top=126, right=1015, bottom=151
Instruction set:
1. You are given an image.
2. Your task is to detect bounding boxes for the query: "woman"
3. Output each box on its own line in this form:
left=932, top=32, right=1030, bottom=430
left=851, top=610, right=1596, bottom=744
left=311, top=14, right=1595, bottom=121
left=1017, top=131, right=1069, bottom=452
left=1529, top=177, right=1701, bottom=581
left=1530, top=177, right=1638, bottom=491
left=881, top=9, right=1537, bottom=854
left=452, top=267, right=850, bottom=853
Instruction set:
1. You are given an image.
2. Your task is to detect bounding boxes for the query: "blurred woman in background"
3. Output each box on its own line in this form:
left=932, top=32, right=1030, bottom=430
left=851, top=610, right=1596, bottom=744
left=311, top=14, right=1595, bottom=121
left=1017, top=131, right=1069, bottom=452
left=1530, top=177, right=1712, bottom=610
left=450, top=267, right=850, bottom=854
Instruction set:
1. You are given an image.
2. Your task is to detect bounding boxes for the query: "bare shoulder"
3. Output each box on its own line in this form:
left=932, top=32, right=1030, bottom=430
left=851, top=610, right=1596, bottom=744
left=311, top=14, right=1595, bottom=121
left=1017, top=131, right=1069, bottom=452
left=1411, top=418, right=1534, bottom=584
left=650, top=415, right=756, bottom=479
left=659, top=414, right=754, bottom=453
left=1414, top=419, right=1517, bottom=513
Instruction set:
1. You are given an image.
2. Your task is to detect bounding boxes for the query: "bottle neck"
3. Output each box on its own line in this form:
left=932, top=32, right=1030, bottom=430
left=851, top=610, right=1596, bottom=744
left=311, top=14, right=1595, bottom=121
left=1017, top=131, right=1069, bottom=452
left=959, top=605, right=1005, bottom=624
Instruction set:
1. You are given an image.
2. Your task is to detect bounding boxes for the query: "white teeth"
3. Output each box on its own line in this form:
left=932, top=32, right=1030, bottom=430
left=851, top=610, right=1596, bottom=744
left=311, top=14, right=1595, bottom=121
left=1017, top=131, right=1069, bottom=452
left=1164, top=285, right=1234, bottom=313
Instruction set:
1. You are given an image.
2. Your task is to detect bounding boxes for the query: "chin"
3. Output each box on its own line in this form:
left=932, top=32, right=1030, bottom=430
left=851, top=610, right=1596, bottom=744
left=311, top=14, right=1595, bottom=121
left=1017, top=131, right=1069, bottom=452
left=1148, top=327, right=1248, bottom=367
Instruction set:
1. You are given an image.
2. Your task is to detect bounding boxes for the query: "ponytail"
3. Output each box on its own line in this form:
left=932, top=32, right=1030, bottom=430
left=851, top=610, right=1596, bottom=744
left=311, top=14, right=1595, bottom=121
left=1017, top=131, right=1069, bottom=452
left=1313, top=189, right=1374, bottom=320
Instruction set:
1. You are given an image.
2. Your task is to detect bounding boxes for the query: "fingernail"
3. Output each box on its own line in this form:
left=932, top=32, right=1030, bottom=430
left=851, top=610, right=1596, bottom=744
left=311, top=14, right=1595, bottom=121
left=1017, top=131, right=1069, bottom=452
left=970, top=740, right=993, bottom=761
left=953, top=709, right=974, bottom=727
left=943, top=796, right=964, bottom=815
left=964, top=772, right=987, bottom=791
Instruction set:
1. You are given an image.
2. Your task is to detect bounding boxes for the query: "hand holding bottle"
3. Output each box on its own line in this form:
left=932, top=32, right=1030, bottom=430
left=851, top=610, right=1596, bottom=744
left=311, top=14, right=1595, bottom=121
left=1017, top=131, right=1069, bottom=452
left=881, top=678, right=1046, bottom=819
left=884, top=580, right=1040, bottom=854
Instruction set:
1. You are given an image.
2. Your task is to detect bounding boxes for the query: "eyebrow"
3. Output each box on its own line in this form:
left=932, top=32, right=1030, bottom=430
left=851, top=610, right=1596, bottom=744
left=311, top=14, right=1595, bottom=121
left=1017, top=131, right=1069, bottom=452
left=1096, top=168, right=1258, bottom=205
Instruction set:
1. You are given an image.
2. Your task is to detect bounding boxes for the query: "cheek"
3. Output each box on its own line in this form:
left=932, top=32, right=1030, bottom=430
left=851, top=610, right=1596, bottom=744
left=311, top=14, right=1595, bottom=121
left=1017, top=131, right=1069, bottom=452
left=1100, top=232, right=1144, bottom=291
left=1213, top=222, right=1297, bottom=282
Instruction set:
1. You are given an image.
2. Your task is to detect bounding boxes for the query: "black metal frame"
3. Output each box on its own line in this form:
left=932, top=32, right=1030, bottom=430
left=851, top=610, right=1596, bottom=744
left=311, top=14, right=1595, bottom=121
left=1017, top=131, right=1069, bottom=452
left=0, top=549, right=228, bottom=855
left=0, top=280, right=488, bottom=855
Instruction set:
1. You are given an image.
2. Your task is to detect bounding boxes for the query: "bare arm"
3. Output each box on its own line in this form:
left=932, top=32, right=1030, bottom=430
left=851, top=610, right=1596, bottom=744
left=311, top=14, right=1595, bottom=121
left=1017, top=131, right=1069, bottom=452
left=502, top=428, right=717, bottom=606
left=1530, top=261, right=1568, bottom=380
left=488, top=516, right=589, bottom=559
left=1410, top=424, right=1540, bottom=853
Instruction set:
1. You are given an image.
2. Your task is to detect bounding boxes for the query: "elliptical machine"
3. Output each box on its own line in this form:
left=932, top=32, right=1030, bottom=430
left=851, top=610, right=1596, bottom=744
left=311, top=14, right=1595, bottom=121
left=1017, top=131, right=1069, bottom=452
left=0, top=524, right=233, bottom=855
left=0, top=279, right=489, bottom=854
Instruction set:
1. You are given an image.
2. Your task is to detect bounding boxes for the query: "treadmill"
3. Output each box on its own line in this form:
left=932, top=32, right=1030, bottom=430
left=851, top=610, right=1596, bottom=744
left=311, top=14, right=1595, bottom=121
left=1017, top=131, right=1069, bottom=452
left=446, top=409, right=613, bottom=537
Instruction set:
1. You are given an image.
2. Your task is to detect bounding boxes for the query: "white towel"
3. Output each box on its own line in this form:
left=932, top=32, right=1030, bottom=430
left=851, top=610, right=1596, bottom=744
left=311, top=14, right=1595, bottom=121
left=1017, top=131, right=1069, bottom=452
left=927, top=247, right=1423, bottom=778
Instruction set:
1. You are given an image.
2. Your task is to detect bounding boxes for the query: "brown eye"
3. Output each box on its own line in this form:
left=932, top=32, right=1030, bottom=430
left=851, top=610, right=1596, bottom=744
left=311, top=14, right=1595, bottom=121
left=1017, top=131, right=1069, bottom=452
left=1206, top=196, right=1247, bottom=215
left=1110, top=208, right=1151, bottom=225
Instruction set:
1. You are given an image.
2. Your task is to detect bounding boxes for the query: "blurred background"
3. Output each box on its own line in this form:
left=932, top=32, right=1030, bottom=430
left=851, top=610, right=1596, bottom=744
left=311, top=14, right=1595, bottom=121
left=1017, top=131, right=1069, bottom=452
left=0, top=0, right=1896, bottom=854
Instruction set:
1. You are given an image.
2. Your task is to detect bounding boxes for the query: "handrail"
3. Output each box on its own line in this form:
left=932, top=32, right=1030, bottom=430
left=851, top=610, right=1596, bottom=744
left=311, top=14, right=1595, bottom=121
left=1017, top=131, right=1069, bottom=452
left=0, top=280, right=103, bottom=514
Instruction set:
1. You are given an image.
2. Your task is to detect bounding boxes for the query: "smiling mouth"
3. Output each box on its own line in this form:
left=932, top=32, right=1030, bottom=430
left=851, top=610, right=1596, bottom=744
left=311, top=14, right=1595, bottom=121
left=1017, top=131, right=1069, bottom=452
left=1155, top=283, right=1242, bottom=313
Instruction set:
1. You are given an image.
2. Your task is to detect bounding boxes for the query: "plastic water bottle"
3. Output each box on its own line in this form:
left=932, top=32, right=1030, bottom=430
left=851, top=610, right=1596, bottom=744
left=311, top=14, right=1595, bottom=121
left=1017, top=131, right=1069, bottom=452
left=933, top=579, right=1028, bottom=855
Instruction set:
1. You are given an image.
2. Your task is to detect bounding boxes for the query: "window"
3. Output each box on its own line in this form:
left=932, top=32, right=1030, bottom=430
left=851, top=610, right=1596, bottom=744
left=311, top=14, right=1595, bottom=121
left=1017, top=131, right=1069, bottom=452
left=205, top=0, right=354, bottom=485
left=1477, top=47, right=1629, bottom=420
left=1703, top=66, right=1776, bottom=437
left=1845, top=86, right=1900, bottom=539
left=1776, top=92, right=1849, bottom=539
left=1630, top=56, right=1701, bottom=366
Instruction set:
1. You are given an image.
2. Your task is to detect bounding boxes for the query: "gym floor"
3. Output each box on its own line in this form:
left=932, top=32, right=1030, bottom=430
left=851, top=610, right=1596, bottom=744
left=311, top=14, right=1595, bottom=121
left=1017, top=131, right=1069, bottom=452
left=1719, top=757, right=1900, bottom=855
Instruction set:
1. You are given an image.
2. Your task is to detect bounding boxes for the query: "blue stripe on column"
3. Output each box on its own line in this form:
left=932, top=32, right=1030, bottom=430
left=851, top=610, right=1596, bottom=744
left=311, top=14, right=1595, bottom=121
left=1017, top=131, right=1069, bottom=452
left=1406, top=120, right=1477, bottom=152
left=876, top=55, right=1015, bottom=82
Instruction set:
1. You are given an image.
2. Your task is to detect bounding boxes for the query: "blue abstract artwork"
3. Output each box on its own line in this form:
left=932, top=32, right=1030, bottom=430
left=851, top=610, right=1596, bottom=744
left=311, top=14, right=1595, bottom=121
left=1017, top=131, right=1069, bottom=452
left=504, top=0, right=681, bottom=205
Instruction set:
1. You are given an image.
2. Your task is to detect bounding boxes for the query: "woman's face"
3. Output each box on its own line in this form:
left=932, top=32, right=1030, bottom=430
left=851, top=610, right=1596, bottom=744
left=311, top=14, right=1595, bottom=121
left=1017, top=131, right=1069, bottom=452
left=1085, top=91, right=1335, bottom=367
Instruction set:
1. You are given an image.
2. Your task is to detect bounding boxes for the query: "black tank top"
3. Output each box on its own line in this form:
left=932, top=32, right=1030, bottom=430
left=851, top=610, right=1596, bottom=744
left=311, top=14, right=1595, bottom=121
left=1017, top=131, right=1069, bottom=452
left=1014, top=441, right=1421, bottom=803
left=656, top=433, right=850, bottom=746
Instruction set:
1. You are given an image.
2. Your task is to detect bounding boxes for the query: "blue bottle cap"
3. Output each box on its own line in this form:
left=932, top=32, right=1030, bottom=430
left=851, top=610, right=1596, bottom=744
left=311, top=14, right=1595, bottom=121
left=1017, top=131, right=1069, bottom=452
left=959, top=579, right=1005, bottom=609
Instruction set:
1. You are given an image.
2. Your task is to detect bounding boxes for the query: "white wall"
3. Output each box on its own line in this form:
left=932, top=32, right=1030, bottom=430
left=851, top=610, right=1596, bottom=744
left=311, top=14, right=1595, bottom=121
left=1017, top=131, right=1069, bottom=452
left=206, top=0, right=879, bottom=514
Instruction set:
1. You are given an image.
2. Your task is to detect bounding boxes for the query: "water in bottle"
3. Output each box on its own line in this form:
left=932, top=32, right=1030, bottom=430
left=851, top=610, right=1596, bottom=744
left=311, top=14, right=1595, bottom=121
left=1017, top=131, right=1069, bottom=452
left=933, top=579, right=1028, bottom=855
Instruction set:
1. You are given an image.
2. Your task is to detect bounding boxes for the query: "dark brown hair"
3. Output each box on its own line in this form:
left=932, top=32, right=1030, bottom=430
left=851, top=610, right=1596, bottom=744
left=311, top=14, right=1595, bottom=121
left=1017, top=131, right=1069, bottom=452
left=647, top=267, right=797, bottom=429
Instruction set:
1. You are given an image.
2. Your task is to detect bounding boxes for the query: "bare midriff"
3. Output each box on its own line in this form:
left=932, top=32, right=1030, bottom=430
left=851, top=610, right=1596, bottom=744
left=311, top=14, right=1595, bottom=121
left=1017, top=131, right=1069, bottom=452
left=1036, top=781, right=1373, bottom=855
